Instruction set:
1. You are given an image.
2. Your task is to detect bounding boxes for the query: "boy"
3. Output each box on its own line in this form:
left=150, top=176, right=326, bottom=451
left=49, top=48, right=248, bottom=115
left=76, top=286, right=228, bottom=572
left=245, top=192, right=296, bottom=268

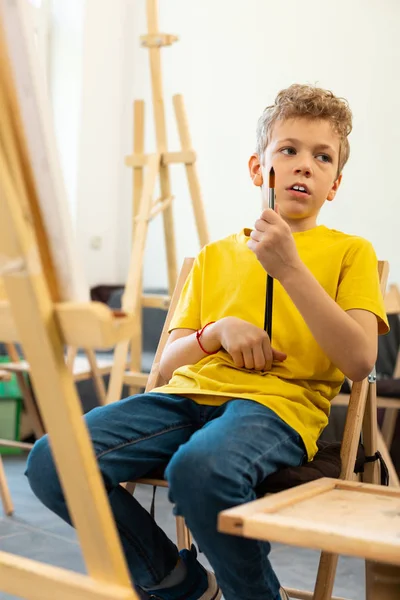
left=26, top=84, right=389, bottom=600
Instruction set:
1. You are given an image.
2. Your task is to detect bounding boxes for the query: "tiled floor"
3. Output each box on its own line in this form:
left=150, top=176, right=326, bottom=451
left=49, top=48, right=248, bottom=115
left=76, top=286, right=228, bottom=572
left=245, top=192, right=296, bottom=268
left=0, top=455, right=364, bottom=600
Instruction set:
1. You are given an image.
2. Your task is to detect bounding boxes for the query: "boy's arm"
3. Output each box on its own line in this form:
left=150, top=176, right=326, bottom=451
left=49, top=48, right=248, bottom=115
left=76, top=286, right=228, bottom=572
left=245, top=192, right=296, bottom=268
left=159, top=318, right=287, bottom=382
left=248, top=208, right=379, bottom=382
left=280, top=263, right=378, bottom=381
left=159, top=325, right=220, bottom=381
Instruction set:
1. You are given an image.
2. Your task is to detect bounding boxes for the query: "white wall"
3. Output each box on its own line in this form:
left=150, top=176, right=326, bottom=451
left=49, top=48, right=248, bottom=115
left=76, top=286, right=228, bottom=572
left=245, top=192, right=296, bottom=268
left=50, top=0, right=84, bottom=222
left=53, top=0, right=400, bottom=288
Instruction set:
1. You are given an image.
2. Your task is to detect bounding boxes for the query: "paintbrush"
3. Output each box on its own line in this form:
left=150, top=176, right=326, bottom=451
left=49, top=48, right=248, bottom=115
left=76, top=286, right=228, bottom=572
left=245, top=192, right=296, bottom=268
left=263, top=167, right=275, bottom=339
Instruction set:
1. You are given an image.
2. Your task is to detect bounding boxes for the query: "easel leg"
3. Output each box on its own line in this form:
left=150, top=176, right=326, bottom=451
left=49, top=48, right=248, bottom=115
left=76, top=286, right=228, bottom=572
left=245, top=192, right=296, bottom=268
left=160, top=168, right=178, bottom=295
left=0, top=454, right=14, bottom=516
left=107, top=154, right=160, bottom=403
left=173, top=94, right=209, bottom=247
left=129, top=100, right=145, bottom=396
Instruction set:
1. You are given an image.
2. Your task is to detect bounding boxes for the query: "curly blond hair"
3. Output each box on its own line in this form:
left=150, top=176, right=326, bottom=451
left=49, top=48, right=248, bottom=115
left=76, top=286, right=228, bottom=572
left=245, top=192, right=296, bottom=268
left=256, top=84, right=353, bottom=175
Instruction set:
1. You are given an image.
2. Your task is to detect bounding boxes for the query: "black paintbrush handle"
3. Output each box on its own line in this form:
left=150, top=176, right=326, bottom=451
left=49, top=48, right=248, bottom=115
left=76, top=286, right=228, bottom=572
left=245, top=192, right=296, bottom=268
left=264, top=274, right=273, bottom=339
left=264, top=181, right=275, bottom=338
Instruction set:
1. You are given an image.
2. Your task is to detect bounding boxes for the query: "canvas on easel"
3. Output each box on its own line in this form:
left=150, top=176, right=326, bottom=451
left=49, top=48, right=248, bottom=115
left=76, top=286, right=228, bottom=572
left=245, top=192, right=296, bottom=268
left=106, top=0, right=210, bottom=403
left=0, top=0, right=138, bottom=597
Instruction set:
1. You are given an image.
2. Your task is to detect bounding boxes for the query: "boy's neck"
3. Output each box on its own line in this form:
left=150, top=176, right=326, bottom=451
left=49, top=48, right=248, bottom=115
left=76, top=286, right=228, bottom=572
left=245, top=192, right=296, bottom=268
left=283, top=215, right=319, bottom=234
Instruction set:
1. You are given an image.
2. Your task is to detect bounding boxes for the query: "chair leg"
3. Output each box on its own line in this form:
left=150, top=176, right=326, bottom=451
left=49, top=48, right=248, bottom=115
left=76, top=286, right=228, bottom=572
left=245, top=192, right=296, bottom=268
left=362, top=381, right=380, bottom=485
left=365, top=561, right=400, bottom=600
left=312, top=552, right=339, bottom=600
left=376, top=429, right=400, bottom=488
left=381, top=408, right=398, bottom=450
left=175, top=516, right=192, bottom=551
left=5, top=343, right=45, bottom=439
left=124, top=481, right=137, bottom=495
left=84, top=349, right=107, bottom=405
left=0, top=454, right=14, bottom=516
left=313, top=380, right=371, bottom=599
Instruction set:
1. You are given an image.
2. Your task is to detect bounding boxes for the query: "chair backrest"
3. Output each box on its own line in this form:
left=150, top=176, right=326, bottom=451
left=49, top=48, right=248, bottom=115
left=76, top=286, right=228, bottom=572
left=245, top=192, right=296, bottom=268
left=339, top=260, right=388, bottom=480
left=146, top=258, right=194, bottom=392
left=381, top=283, right=400, bottom=378
left=384, top=284, right=400, bottom=315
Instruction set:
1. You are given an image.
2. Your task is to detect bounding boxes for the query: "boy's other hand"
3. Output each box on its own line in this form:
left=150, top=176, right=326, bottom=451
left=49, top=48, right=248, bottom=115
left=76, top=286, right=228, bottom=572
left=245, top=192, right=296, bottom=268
left=247, top=208, right=302, bottom=281
left=215, top=316, right=286, bottom=370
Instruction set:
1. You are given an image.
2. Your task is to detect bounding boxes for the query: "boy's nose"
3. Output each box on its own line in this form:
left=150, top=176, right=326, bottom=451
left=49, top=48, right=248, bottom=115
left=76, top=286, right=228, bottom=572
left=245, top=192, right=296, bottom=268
left=294, top=165, right=312, bottom=177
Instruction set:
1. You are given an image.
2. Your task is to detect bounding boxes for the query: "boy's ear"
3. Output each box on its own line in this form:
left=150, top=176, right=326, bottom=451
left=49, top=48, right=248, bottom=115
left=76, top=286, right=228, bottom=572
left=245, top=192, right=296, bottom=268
left=249, top=154, right=263, bottom=187
left=327, top=174, right=342, bottom=201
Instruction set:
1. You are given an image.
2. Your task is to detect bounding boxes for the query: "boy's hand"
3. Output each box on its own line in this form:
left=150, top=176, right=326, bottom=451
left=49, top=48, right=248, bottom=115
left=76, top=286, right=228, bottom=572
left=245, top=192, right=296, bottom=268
left=215, top=316, right=286, bottom=370
left=247, top=208, right=302, bottom=281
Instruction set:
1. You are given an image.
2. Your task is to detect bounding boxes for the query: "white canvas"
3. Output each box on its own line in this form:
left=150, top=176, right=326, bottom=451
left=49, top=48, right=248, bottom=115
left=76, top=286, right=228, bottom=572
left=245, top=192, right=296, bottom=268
left=0, top=0, right=89, bottom=302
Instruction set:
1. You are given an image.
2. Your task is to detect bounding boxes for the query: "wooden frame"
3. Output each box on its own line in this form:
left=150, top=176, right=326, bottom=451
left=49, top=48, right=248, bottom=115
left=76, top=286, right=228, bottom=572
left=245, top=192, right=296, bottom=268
left=219, top=478, right=400, bottom=600
left=0, top=1, right=138, bottom=597
left=219, top=478, right=400, bottom=566
left=106, top=0, right=209, bottom=403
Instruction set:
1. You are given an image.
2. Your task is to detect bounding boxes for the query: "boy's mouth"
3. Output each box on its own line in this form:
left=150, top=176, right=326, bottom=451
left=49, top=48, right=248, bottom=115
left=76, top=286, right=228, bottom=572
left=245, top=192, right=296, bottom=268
left=286, top=183, right=310, bottom=197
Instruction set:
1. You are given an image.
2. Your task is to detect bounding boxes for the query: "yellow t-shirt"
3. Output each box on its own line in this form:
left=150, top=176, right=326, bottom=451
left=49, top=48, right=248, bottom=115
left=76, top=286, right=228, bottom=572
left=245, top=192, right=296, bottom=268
left=153, top=226, right=389, bottom=459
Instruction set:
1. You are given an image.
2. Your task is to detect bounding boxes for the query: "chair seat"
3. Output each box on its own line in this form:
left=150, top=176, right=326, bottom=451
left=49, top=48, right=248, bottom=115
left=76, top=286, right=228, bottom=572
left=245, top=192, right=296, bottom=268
left=256, top=441, right=365, bottom=496
left=137, top=441, right=366, bottom=497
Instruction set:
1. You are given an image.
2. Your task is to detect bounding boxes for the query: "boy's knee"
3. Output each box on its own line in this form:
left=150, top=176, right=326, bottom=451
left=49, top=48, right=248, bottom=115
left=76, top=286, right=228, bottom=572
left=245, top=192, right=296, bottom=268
left=25, top=435, right=61, bottom=505
left=166, top=443, right=252, bottom=521
left=166, top=444, right=229, bottom=505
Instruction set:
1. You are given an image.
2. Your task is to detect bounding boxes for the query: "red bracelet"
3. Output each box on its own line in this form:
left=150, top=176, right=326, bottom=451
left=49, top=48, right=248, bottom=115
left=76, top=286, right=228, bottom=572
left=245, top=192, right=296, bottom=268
left=196, top=321, right=219, bottom=355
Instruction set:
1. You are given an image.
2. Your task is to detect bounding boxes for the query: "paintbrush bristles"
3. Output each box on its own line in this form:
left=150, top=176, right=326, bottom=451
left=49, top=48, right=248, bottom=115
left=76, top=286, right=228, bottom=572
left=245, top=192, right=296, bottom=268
left=269, top=167, right=275, bottom=189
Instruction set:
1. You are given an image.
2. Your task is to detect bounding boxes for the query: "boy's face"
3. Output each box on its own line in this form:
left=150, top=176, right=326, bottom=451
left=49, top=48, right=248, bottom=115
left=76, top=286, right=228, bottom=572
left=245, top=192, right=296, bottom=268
left=249, top=117, right=342, bottom=231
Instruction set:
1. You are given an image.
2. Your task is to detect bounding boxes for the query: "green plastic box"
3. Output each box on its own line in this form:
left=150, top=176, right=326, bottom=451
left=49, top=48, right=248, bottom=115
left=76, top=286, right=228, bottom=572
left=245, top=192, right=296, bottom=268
left=0, top=357, right=24, bottom=455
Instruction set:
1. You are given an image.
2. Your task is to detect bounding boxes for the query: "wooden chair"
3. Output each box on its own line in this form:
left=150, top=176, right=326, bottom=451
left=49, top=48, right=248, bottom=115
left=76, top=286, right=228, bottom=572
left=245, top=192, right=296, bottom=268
left=332, top=282, right=400, bottom=488
left=127, top=256, right=390, bottom=589
left=0, top=339, right=111, bottom=411
left=0, top=317, right=116, bottom=517
left=1, top=273, right=109, bottom=438
left=125, top=258, right=194, bottom=550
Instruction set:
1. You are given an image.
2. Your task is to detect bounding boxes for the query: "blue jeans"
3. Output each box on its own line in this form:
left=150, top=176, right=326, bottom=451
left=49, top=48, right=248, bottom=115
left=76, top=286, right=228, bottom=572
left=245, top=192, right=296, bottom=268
left=25, top=394, right=306, bottom=600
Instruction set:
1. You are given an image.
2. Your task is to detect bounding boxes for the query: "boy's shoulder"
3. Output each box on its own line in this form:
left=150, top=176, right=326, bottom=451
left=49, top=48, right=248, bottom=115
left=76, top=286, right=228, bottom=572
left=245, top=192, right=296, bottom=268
left=198, top=229, right=249, bottom=256
left=196, top=226, right=375, bottom=263
left=317, top=225, right=375, bottom=252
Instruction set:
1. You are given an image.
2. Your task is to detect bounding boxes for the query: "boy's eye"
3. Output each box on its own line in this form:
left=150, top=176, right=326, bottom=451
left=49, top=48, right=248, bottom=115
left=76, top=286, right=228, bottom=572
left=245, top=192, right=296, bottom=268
left=281, top=147, right=296, bottom=155
left=316, top=153, right=332, bottom=163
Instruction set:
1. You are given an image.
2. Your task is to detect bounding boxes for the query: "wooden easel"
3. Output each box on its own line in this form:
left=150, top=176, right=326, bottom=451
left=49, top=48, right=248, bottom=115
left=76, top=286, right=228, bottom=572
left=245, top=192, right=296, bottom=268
left=106, top=0, right=209, bottom=403
left=0, top=1, right=137, bottom=597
